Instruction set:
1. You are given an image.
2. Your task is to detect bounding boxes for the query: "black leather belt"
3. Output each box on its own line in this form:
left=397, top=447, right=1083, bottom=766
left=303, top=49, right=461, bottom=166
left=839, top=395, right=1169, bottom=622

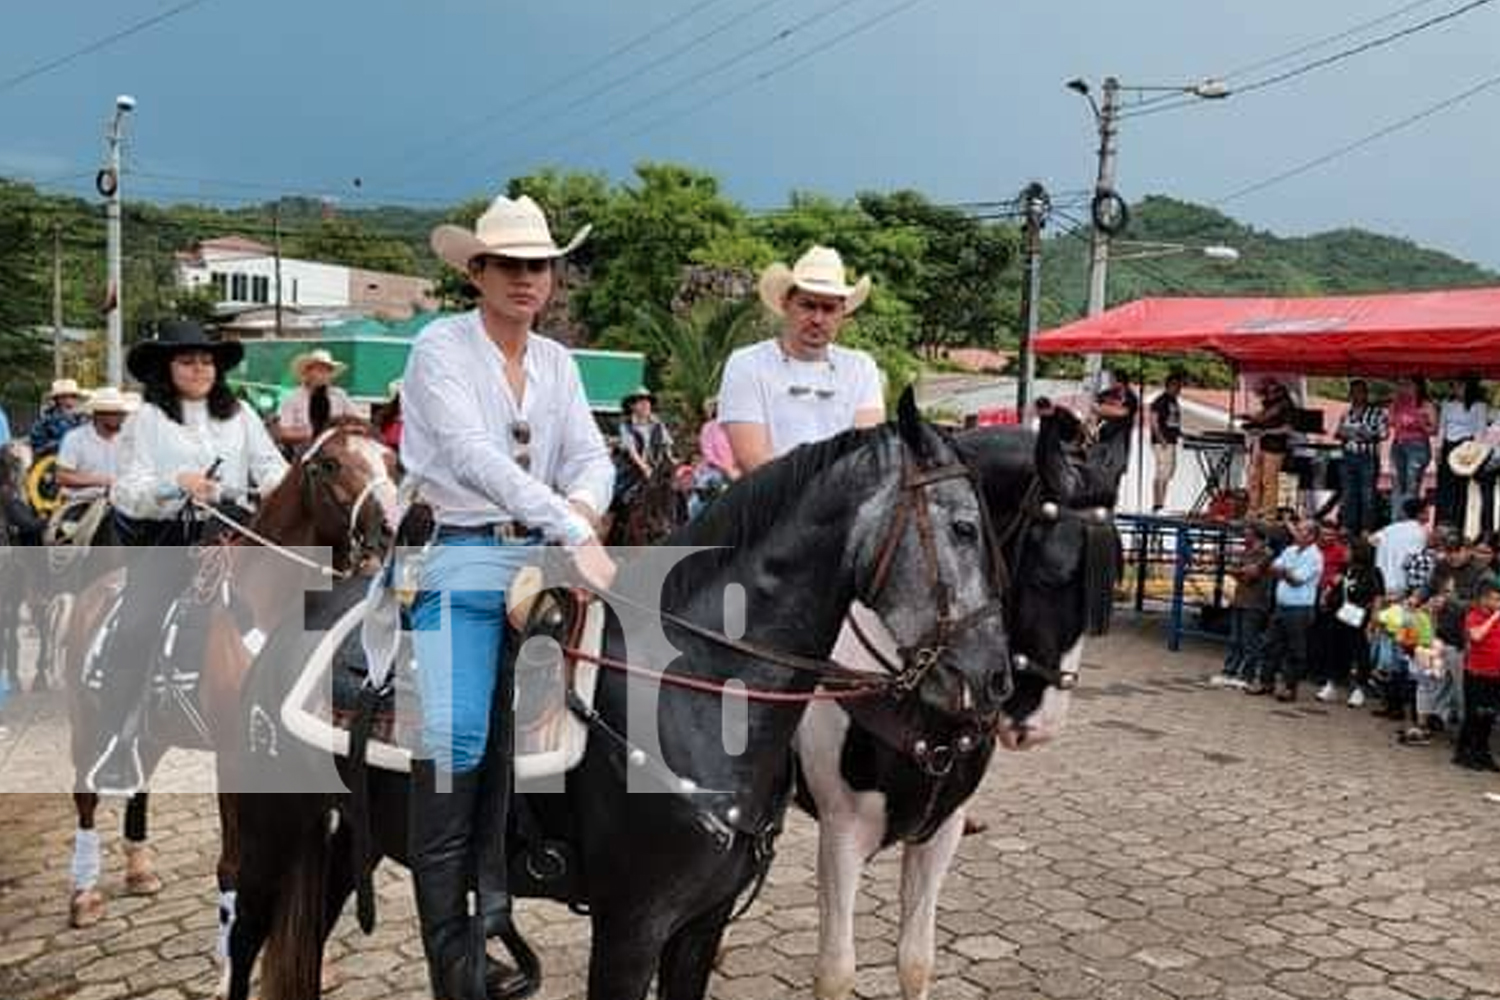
left=434, top=522, right=541, bottom=543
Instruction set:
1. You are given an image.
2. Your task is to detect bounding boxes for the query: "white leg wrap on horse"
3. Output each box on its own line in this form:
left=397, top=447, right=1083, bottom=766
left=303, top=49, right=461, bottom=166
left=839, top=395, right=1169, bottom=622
left=72, top=829, right=102, bottom=890
left=217, top=889, right=237, bottom=960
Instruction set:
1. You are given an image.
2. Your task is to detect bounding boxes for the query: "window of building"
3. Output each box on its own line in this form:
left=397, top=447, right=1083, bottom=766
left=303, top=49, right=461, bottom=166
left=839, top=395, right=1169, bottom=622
left=230, top=273, right=248, bottom=301
left=251, top=275, right=270, bottom=304
left=210, top=272, right=228, bottom=300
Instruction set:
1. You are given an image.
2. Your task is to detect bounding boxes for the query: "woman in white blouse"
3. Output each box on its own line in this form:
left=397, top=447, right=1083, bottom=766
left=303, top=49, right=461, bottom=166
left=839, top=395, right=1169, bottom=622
left=88, top=319, right=287, bottom=794
left=1437, top=376, right=1489, bottom=531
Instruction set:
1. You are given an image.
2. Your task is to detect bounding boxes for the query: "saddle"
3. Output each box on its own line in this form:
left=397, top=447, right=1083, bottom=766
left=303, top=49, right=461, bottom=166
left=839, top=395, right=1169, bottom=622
left=279, top=576, right=605, bottom=781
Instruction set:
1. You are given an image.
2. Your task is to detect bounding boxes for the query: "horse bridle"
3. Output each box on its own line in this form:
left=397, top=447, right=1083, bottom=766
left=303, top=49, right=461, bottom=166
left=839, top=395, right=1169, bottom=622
left=988, top=476, right=1115, bottom=691
left=844, top=449, right=1011, bottom=701
left=300, top=427, right=394, bottom=570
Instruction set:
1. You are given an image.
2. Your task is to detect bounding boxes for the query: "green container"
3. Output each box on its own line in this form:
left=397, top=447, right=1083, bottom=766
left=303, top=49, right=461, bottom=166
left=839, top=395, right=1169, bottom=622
left=231, top=313, right=645, bottom=415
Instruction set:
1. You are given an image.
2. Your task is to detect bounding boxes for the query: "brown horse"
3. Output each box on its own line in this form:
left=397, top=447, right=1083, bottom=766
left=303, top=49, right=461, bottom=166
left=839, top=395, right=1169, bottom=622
left=62, top=422, right=399, bottom=992
left=607, top=458, right=687, bottom=546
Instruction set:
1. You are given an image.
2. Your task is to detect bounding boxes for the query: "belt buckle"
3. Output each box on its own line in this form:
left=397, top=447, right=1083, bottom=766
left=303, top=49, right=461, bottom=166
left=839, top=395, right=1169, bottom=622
left=495, top=521, right=526, bottom=543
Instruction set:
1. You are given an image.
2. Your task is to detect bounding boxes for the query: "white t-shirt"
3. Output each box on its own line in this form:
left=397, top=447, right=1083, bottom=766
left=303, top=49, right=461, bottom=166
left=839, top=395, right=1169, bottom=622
left=278, top=385, right=362, bottom=433
left=1374, top=519, right=1427, bottom=596
left=56, top=423, right=120, bottom=499
left=717, top=339, right=884, bottom=459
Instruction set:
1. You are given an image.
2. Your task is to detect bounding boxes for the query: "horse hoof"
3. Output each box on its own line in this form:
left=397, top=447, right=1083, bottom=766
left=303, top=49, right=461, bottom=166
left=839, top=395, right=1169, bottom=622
left=69, top=888, right=106, bottom=928
left=124, top=847, right=163, bottom=896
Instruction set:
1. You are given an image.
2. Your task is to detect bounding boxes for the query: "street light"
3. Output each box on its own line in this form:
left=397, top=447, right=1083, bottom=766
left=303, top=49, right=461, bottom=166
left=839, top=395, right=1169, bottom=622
left=1068, top=74, right=1229, bottom=388
left=1110, top=241, right=1241, bottom=263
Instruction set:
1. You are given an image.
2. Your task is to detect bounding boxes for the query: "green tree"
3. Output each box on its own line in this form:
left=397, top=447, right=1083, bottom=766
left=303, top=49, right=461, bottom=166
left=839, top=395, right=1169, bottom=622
left=284, top=216, right=419, bottom=274
left=618, top=296, right=769, bottom=429
left=0, top=188, right=54, bottom=407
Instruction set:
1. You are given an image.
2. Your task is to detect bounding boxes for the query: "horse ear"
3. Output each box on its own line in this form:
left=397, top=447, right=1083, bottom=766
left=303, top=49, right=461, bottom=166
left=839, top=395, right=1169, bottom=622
left=1035, top=410, right=1083, bottom=500
left=895, top=386, right=930, bottom=459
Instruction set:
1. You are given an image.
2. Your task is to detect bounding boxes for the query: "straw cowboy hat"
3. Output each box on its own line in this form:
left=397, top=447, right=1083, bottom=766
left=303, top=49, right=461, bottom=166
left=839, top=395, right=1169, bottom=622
left=84, top=386, right=135, bottom=415
left=1448, top=439, right=1491, bottom=478
left=48, top=378, right=84, bottom=400
left=758, top=245, right=871, bottom=317
left=291, top=348, right=347, bottom=381
left=126, top=320, right=244, bottom=383
left=430, top=194, right=590, bottom=272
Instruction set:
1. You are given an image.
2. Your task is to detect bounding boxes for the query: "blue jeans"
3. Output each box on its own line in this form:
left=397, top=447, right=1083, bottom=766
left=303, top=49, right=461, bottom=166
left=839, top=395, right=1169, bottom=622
left=409, top=536, right=539, bottom=774
left=1340, top=453, right=1378, bottom=534
left=1390, top=440, right=1430, bottom=523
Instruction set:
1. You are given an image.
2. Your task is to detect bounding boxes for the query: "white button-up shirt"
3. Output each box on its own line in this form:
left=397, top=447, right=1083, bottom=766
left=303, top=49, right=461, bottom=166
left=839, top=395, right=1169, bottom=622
left=57, top=423, right=121, bottom=500
left=399, top=311, right=613, bottom=544
left=1440, top=400, right=1488, bottom=443
left=113, top=400, right=289, bottom=519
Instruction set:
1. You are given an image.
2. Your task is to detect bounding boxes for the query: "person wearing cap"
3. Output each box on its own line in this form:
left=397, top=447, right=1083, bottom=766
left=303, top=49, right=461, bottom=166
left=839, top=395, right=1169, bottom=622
left=405, top=193, right=615, bottom=1000
left=716, top=245, right=884, bottom=472
left=614, top=386, right=674, bottom=505
left=55, top=387, right=133, bottom=502
left=28, top=377, right=88, bottom=456
left=85, top=320, right=289, bottom=795
left=275, top=348, right=361, bottom=449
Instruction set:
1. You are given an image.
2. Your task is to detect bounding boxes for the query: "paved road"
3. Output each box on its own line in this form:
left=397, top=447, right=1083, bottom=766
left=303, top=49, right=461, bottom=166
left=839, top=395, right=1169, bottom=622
left=3, top=622, right=1499, bottom=999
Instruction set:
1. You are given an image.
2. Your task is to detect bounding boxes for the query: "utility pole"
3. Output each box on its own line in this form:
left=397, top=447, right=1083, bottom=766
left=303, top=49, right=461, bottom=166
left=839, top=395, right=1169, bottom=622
left=1083, top=76, right=1121, bottom=392
left=273, top=203, right=284, bottom=339
left=1015, top=182, right=1050, bottom=420
left=102, top=95, right=135, bottom=386
left=52, top=221, right=64, bottom=379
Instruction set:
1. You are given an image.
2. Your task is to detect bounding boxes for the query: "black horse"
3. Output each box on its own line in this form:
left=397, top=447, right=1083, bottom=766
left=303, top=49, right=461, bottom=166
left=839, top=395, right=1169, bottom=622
left=228, top=392, right=1016, bottom=1000
left=793, top=408, right=1121, bottom=1000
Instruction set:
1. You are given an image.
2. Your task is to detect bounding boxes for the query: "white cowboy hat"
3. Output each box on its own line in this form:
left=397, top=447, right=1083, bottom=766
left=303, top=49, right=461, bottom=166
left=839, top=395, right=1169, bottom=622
left=758, top=245, right=871, bottom=317
left=1448, top=439, right=1491, bottom=478
left=430, top=194, right=590, bottom=272
left=291, top=348, right=347, bottom=381
left=84, top=386, right=134, bottom=415
left=48, top=378, right=84, bottom=400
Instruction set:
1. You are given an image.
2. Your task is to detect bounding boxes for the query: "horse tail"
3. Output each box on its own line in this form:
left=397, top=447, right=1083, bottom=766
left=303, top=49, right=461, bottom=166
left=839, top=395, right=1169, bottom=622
left=261, top=815, right=328, bottom=1000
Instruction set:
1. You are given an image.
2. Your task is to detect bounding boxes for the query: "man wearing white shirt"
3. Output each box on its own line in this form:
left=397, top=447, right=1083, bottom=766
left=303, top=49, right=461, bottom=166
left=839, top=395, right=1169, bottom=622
left=717, top=245, right=885, bottom=471
left=275, top=349, right=362, bottom=449
left=403, top=194, right=614, bottom=1000
left=55, top=387, right=132, bottom=501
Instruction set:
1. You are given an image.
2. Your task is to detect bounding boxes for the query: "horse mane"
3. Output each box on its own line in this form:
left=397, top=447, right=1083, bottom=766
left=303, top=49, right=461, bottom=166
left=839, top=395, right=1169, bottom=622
left=640, top=425, right=887, bottom=606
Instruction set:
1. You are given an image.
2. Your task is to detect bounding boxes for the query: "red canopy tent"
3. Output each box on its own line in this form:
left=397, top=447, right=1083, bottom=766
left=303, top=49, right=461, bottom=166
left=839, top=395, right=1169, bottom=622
left=1035, top=288, right=1500, bottom=376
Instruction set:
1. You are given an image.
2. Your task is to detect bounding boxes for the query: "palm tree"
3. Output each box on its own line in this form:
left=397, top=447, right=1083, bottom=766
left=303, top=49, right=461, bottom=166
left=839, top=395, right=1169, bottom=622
left=628, top=297, right=768, bottom=433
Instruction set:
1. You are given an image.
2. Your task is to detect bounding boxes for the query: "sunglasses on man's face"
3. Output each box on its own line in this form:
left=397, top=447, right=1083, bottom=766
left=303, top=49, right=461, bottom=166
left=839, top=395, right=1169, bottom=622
left=787, top=385, right=836, bottom=400
left=484, top=256, right=552, bottom=275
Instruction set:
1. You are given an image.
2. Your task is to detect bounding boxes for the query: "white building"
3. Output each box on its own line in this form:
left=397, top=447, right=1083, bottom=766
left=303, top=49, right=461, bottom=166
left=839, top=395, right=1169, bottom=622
left=176, top=236, right=436, bottom=330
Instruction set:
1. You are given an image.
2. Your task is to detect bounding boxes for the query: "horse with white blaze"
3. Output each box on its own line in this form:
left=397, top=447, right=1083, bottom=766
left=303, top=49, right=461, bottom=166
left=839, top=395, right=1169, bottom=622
left=792, top=409, right=1120, bottom=1000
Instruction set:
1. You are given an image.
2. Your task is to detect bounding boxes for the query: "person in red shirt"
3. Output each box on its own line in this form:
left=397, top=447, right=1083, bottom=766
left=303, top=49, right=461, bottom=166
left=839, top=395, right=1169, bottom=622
left=1457, top=580, right=1500, bottom=771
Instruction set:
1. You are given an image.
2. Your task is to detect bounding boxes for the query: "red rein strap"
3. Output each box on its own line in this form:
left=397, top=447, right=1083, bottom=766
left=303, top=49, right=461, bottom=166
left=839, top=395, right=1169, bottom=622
left=561, top=646, right=888, bottom=704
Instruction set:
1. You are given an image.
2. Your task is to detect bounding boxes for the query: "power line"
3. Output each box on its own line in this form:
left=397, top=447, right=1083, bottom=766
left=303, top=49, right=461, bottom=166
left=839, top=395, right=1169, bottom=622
left=374, top=0, right=796, bottom=194
left=1123, top=0, right=1497, bottom=120
left=1217, top=66, right=1500, bottom=205
left=557, top=0, right=932, bottom=169
left=0, top=0, right=216, bottom=96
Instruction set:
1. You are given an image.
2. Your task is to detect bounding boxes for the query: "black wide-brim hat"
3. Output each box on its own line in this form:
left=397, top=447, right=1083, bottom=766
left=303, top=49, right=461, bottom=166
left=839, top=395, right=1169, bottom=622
left=126, top=319, right=244, bottom=383
left=620, top=386, right=656, bottom=409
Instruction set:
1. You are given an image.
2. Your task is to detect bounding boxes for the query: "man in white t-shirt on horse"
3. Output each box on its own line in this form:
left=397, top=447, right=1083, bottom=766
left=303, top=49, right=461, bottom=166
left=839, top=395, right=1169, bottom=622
left=55, top=386, right=132, bottom=502
left=717, top=245, right=884, bottom=468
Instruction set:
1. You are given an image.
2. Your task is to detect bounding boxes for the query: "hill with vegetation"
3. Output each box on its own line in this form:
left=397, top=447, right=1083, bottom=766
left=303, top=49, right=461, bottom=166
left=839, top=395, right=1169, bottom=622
left=1, top=177, right=1494, bottom=409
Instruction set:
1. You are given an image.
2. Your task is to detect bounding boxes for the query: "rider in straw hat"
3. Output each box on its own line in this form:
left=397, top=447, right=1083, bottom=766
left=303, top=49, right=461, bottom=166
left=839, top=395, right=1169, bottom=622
left=276, top=347, right=360, bottom=449
left=403, top=192, right=614, bottom=999
left=716, top=245, right=884, bottom=472
left=29, top=377, right=89, bottom=456
left=55, top=386, right=135, bottom=502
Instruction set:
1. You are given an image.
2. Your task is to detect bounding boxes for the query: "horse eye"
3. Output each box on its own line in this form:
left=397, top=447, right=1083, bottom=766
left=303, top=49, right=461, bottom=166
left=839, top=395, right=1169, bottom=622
left=952, top=520, right=979, bottom=542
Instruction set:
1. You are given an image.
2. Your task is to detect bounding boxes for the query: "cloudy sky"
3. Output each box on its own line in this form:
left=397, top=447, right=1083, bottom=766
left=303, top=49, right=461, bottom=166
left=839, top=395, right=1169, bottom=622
left=4, top=0, right=1499, bottom=265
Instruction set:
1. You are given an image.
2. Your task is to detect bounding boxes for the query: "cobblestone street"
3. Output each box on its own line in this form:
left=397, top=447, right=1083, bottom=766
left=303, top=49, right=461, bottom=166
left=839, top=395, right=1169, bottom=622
left=3, top=621, right=1499, bottom=999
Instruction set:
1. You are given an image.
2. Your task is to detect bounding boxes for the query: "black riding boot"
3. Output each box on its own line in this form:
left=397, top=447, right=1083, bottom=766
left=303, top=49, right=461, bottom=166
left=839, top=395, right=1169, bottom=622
left=474, top=673, right=532, bottom=999
left=410, top=760, right=487, bottom=1000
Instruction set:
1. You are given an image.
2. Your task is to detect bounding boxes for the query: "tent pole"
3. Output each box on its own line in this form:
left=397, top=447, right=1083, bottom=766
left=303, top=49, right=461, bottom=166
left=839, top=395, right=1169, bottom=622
left=1229, top=362, right=1238, bottom=428
left=1136, top=353, right=1147, bottom=515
